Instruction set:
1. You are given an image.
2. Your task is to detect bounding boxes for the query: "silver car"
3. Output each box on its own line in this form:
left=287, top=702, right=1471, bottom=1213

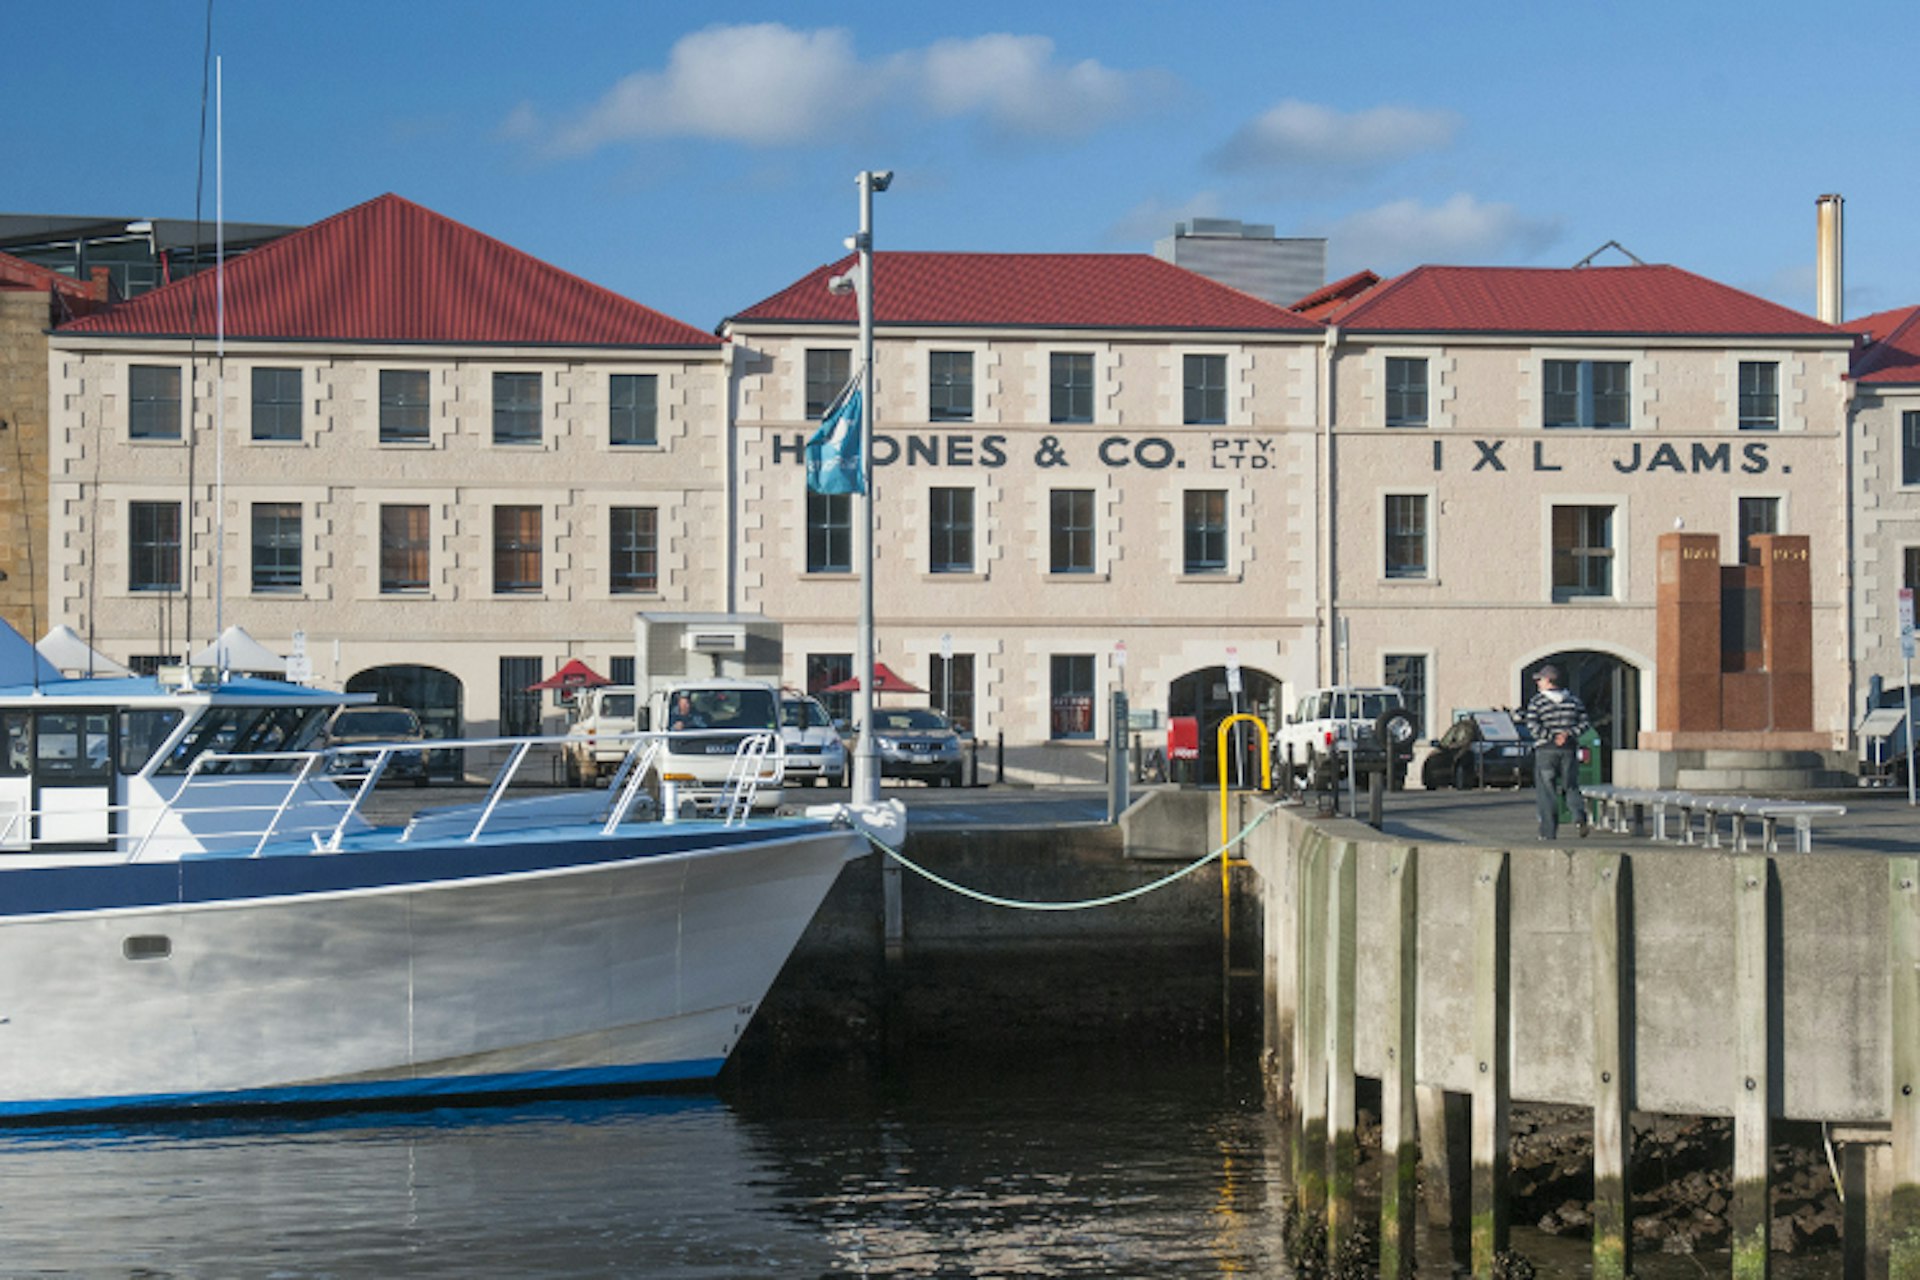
left=870, top=707, right=964, bottom=786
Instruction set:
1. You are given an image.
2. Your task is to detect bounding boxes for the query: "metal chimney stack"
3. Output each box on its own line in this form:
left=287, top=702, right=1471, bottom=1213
left=1816, top=194, right=1844, bottom=324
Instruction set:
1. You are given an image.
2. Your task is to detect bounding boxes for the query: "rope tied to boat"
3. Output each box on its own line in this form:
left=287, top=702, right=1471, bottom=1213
left=856, top=799, right=1282, bottom=912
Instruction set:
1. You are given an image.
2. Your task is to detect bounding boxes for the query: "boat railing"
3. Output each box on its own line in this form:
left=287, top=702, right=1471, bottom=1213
left=116, top=728, right=786, bottom=860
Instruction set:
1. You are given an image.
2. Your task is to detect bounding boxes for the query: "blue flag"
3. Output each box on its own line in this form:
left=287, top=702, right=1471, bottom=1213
left=804, top=383, right=865, bottom=495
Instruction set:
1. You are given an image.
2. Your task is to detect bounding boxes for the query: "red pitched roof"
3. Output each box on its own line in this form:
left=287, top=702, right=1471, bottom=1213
left=1289, top=269, right=1381, bottom=321
left=0, top=250, right=101, bottom=299
left=1327, top=264, right=1843, bottom=338
left=57, top=194, right=717, bottom=348
left=1845, top=306, right=1920, bottom=385
left=726, top=252, right=1320, bottom=333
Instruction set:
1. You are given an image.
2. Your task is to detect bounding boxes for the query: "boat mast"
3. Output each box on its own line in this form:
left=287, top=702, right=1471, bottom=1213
left=213, top=55, right=227, bottom=675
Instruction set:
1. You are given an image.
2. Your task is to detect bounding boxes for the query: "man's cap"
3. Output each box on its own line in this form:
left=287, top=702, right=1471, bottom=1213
left=1536, top=664, right=1562, bottom=684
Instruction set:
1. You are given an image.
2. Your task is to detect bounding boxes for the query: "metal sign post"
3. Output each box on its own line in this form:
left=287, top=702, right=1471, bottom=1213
left=1903, top=589, right=1916, bottom=807
left=1225, top=646, right=1243, bottom=790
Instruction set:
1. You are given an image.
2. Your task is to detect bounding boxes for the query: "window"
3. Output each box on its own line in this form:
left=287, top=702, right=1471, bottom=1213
left=1739, top=361, right=1779, bottom=431
left=610, top=656, right=636, bottom=686
left=931, top=653, right=976, bottom=735
left=1385, top=357, right=1429, bottom=428
left=492, top=506, right=543, bottom=594
left=1906, top=547, right=1920, bottom=593
left=1903, top=412, right=1920, bottom=486
left=1050, top=489, right=1095, bottom=573
left=1050, top=353, right=1094, bottom=424
left=129, top=365, right=181, bottom=440
left=1050, top=654, right=1095, bottom=739
left=499, top=656, right=542, bottom=737
left=251, top=367, right=301, bottom=442
left=492, top=372, right=541, bottom=444
left=1543, top=359, right=1630, bottom=429
left=250, top=502, right=301, bottom=593
left=128, top=501, right=182, bottom=591
left=808, top=652, right=853, bottom=724
left=1738, top=497, right=1780, bottom=565
left=379, top=504, right=429, bottom=594
left=610, top=506, right=658, bottom=594
left=807, top=491, right=852, bottom=573
left=1551, top=504, right=1615, bottom=599
left=929, top=487, right=974, bottom=573
left=1183, top=490, right=1228, bottom=574
left=379, top=370, right=429, bottom=443
left=1383, top=654, right=1428, bottom=738
left=1384, top=494, right=1429, bottom=580
left=1183, top=354, right=1227, bottom=425
left=805, top=349, right=852, bottom=420
left=928, top=351, right=973, bottom=423
left=610, top=373, right=658, bottom=446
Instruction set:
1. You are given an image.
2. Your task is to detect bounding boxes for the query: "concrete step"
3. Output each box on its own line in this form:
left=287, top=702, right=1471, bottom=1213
left=1693, top=749, right=1829, bottom=770
left=1674, top=766, right=1856, bottom=792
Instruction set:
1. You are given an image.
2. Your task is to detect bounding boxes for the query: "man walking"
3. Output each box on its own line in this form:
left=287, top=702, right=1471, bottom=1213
left=1521, top=664, right=1592, bottom=840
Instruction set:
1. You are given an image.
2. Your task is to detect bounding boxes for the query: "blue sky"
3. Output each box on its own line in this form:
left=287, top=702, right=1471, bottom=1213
left=9, top=2, right=1918, bottom=328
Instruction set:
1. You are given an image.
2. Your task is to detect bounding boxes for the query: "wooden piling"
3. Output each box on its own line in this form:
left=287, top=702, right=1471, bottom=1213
left=1379, top=845, right=1419, bottom=1278
left=1591, top=853, right=1632, bottom=1280
left=1471, top=849, right=1511, bottom=1277
left=1732, top=855, right=1774, bottom=1280
left=1326, top=840, right=1358, bottom=1255
left=1294, top=831, right=1329, bottom=1216
left=1893, top=857, right=1920, bottom=1279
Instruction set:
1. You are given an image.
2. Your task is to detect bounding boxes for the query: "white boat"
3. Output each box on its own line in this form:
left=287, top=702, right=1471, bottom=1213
left=0, top=630, right=889, bottom=1120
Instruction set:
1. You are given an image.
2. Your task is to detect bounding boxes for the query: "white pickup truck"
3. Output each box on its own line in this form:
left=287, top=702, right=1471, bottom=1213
left=1276, top=684, right=1416, bottom=790
left=562, top=685, right=638, bottom=787
left=642, top=679, right=786, bottom=812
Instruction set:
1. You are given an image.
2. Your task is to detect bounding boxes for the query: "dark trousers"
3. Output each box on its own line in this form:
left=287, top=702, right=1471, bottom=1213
left=1534, top=746, right=1582, bottom=838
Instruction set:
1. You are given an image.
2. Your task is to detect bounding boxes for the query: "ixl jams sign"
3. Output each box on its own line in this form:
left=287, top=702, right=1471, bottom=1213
left=1430, top=438, right=1784, bottom=475
left=770, top=431, right=1280, bottom=471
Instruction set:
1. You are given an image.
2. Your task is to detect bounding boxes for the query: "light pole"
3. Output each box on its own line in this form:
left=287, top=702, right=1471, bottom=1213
left=850, top=169, right=891, bottom=807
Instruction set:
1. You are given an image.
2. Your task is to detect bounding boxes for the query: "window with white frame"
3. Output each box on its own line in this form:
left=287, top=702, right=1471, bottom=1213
left=379, top=505, right=429, bottom=594
left=931, top=653, right=975, bottom=734
left=1050, top=353, right=1094, bottom=424
left=609, top=373, right=658, bottom=446
left=1050, top=489, right=1095, bottom=573
left=610, top=507, right=658, bottom=593
left=1738, top=361, right=1779, bottom=430
left=250, top=503, right=301, bottom=593
left=929, top=487, right=974, bottom=573
left=1385, top=357, right=1429, bottom=428
left=250, top=367, right=302, bottom=442
left=129, top=365, right=182, bottom=440
left=1903, top=412, right=1920, bottom=486
left=1738, top=496, right=1780, bottom=565
left=492, top=372, right=541, bottom=445
left=1383, top=653, right=1428, bottom=737
left=1551, top=504, right=1615, bottom=599
left=928, top=351, right=973, bottom=423
left=1183, top=354, right=1226, bottom=425
left=492, top=506, right=543, bottom=594
left=128, top=501, right=182, bottom=591
left=1383, top=494, right=1429, bottom=579
left=1543, top=359, right=1630, bottom=430
left=1050, top=654, right=1095, bottom=739
left=805, top=349, right=851, bottom=420
left=806, top=491, right=851, bottom=573
left=1183, top=490, right=1228, bottom=573
left=379, top=370, right=429, bottom=443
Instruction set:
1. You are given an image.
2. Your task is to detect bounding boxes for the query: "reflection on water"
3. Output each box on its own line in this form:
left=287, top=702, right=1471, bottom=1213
left=0, top=1053, right=1289, bottom=1278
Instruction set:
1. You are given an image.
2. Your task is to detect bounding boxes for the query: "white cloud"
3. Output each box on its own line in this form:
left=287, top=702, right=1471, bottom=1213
left=1325, top=194, right=1563, bottom=271
left=1210, top=99, right=1460, bottom=174
left=915, top=34, right=1169, bottom=137
left=517, top=24, right=1164, bottom=155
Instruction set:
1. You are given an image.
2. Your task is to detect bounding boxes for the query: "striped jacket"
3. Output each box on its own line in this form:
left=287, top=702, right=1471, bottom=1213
left=1521, top=690, right=1591, bottom=748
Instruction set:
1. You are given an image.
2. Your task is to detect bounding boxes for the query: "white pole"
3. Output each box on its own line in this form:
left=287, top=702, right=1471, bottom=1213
left=1905, top=650, right=1915, bottom=807
left=213, top=55, right=226, bottom=665
left=851, top=171, right=885, bottom=806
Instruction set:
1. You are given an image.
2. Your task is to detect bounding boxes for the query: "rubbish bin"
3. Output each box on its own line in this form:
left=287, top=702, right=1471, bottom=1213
left=1559, top=727, right=1605, bottom=825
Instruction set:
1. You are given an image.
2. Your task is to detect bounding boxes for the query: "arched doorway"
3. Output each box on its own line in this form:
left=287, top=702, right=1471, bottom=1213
left=1169, top=665, right=1283, bottom=784
left=346, top=665, right=463, bottom=780
left=1518, top=650, right=1641, bottom=781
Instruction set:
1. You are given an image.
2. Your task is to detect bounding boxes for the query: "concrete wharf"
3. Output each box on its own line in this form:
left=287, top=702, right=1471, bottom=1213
left=1197, top=784, right=1920, bottom=1279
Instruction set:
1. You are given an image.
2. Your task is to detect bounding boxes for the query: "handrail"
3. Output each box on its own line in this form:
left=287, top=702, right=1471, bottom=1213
left=1216, top=714, right=1273, bottom=850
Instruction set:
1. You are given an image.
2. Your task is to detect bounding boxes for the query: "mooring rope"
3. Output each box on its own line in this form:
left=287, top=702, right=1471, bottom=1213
left=859, top=799, right=1283, bottom=912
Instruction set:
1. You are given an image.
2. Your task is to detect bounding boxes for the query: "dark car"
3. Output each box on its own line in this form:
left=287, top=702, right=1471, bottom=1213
left=324, top=705, right=429, bottom=786
left=1421, top=709, right=1534, bottom=790
left=870, top=707, right=965, bottom=786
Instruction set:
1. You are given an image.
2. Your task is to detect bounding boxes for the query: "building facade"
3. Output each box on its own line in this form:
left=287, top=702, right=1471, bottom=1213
left=46, top=195, right=728, bottom=742
left=1320, top=265, right=1856, bottom=755
left=1845, top=305, right=1920, bottom=716
left=723, top=252, right=1326, bottom=780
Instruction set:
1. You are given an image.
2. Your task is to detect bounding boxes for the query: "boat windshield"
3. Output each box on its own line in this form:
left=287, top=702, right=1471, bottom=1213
left=155, top=704, right=334, bottom=775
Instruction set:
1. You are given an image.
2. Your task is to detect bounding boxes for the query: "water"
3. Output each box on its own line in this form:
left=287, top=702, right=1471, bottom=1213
left=0, top=1052, right=1292, bottom=1278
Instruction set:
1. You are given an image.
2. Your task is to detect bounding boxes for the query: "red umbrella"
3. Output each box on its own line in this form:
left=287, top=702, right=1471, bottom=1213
left=526, top=659, right=610, bottom=693
left=822, top=662, right=925, bottom=695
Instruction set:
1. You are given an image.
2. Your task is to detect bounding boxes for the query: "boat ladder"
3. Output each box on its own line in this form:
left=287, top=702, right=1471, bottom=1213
left=720, top=732, right=780, bottom=826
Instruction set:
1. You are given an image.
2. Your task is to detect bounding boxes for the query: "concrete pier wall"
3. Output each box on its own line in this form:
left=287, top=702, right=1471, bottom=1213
left=1239, top=795, right=1895, bottom=1121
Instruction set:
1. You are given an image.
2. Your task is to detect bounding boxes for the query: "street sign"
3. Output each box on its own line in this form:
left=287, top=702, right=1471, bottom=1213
left=285, top=654, right=314, bottom=683
left=1225, top=645, right=1242, bottom=695
left=939, top=632, right=952, bottom=660
left=1114, top=639, right=1127, bottom=669
left=1901, top=588, right=1915, bottom=638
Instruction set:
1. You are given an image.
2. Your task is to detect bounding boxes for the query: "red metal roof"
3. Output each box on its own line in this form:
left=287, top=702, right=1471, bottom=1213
left=1327, top=264, right=1844, bottom=338
left=726, top=251, right=1320, bottom=333
left=1289, top=269, right=1381, bottom=321
left=57, top=193, right=718, bottom=348
left=0, top=250, right=101, bottom=299
left=1845, top=306, right=1920, bottom=385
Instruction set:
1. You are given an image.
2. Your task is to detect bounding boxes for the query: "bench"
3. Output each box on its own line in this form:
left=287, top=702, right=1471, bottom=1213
left=1581, top=784, right=1847, bottom=854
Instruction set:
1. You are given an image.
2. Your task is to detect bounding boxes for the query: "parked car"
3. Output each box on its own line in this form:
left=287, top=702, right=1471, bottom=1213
left=1276, top=685, right=1415, bottom=790
left=1421, top=709, right=1535, bottom=790
left=870, top=707, right=965, bottom=786
left=780, top=694, right=848, bottom=787
left=323, top=704, right=429, bottom=786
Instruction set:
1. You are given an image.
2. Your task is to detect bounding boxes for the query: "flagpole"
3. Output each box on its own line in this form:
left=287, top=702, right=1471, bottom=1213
left=851, top=169, right=890, bottom=806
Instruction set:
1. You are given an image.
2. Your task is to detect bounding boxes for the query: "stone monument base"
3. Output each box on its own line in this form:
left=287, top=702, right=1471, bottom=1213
left=1614, top=743, right=1854, bottom=793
